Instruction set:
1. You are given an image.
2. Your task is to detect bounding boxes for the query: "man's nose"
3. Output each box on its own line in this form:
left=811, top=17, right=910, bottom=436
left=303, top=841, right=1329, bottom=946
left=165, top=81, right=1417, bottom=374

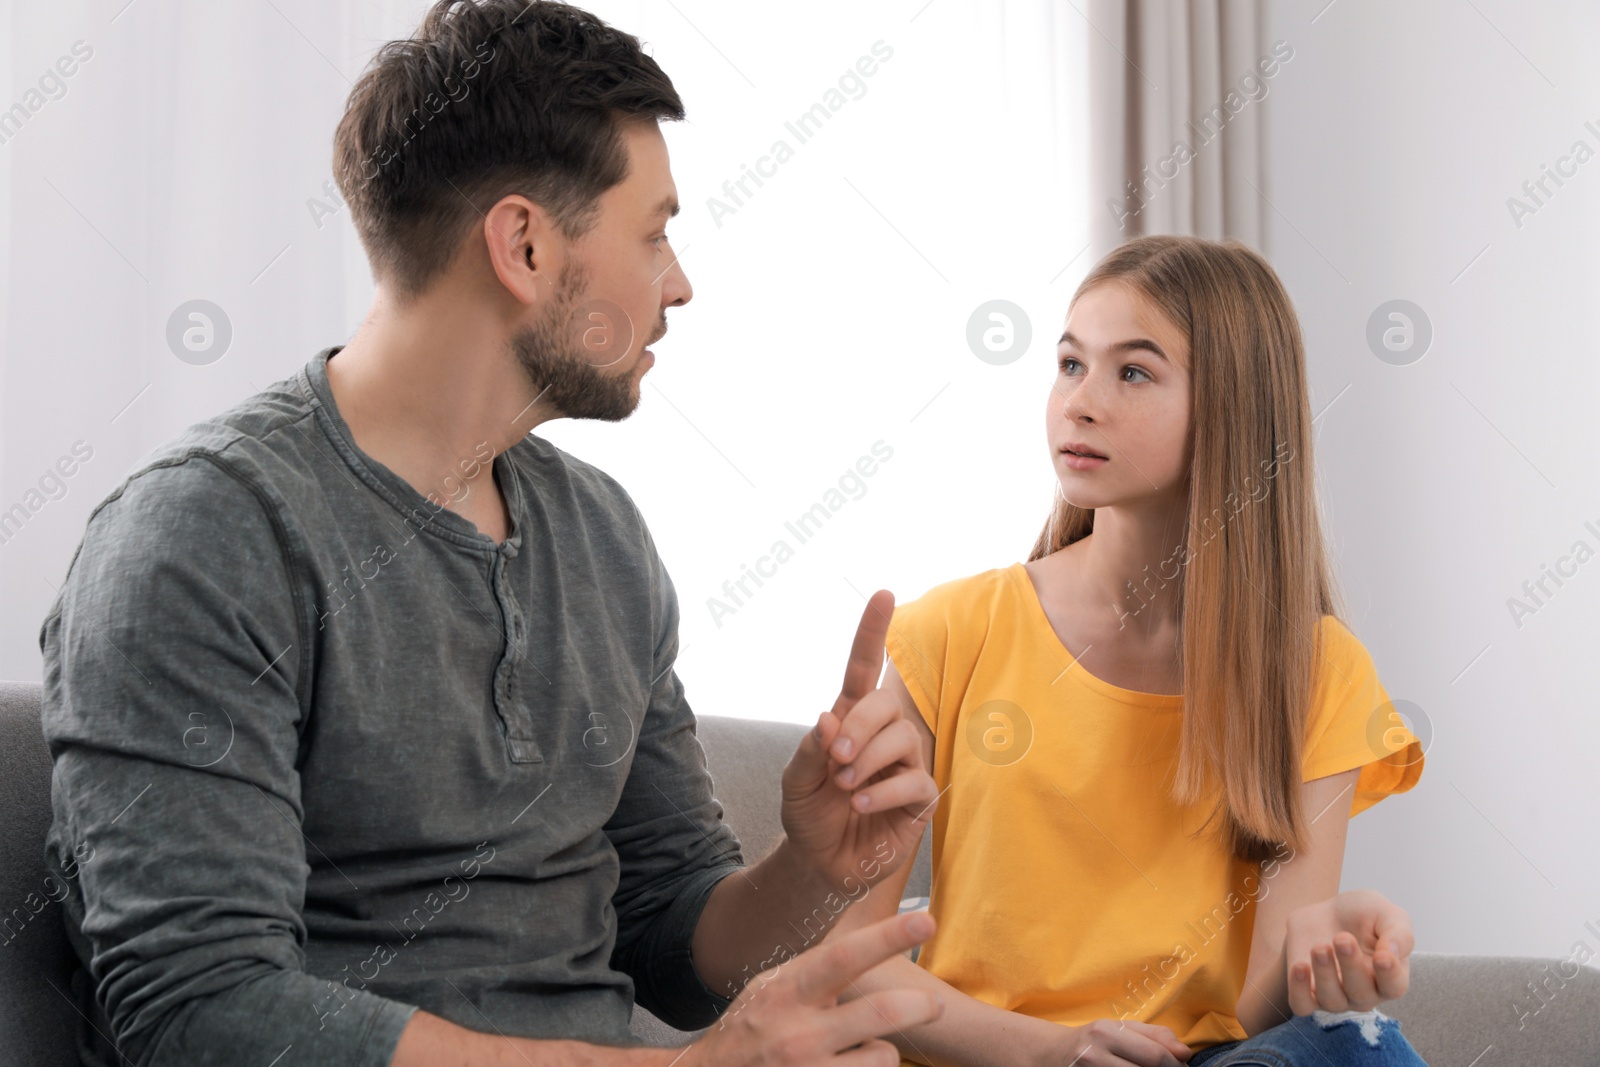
left=662, top=252, right=692, bottom=308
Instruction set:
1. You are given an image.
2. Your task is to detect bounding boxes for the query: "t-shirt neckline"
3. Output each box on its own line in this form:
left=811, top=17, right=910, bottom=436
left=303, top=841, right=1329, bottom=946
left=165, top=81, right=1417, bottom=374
left=1006, top=561, right=1184, bottom=709
left=302, top=345, right=524, bottom=553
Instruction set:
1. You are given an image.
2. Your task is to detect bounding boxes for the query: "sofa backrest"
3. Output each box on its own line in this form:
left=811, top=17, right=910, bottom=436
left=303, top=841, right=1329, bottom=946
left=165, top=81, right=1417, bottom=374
left=0, top=680, right=81, bottom=1067
left=694, top=714, right=933, bottom=900
left=1385, top=952, right=1600, bottom=1066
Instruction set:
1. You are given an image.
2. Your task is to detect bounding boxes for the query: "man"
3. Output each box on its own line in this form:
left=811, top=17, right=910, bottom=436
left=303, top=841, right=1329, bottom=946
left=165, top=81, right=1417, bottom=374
left=39, top=2, right=943, bottom=1064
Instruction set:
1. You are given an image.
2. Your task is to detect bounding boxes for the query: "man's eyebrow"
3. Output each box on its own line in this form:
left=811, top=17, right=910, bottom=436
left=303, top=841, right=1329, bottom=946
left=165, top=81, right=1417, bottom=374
left=1058, top=329, right=1170, bottom=363
left=652, top=196, right=680, bottom=219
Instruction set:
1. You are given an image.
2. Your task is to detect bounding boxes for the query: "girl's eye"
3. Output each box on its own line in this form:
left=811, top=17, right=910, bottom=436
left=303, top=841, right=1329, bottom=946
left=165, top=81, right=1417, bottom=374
left=1057, top=355, right=1153, bottom=383
left=652, top=234, right=669, bottom=249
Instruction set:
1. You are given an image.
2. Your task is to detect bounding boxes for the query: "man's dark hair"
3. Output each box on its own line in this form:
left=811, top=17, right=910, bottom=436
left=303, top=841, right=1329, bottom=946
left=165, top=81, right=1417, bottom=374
left=332, top=0, right=684, bottom=301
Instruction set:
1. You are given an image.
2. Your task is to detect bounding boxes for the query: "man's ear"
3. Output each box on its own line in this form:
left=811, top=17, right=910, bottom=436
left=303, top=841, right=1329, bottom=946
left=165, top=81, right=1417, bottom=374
left=482, top=194, right=556, bottom=305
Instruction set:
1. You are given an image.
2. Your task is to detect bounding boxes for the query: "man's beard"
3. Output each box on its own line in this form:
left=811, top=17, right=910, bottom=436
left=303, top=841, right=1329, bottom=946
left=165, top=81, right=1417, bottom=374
left=511, top=257, right=646, bottom=422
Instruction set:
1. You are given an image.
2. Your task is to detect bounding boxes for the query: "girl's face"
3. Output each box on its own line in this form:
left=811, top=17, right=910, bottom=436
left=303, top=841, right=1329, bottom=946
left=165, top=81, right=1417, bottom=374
left=1047, top=281, right=1194, bottom=510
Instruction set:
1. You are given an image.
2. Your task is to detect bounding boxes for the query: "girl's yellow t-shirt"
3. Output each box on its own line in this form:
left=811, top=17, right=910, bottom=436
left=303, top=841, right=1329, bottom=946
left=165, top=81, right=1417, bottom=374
left=883, top=563, right=1423, bottom=1056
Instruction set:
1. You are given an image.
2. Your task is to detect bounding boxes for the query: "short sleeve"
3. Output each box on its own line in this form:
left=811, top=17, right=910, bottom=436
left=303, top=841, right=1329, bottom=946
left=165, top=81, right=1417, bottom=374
left=882, top=572, right=997, bottom=736
left=1300, top=616, right=1424, bottom=817
left=884, top=593, right=952, bottom=734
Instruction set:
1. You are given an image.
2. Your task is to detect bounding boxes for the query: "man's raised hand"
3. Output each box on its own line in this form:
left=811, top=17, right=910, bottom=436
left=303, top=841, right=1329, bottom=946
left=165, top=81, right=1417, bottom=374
left=779, top=590, right=939, bottom=891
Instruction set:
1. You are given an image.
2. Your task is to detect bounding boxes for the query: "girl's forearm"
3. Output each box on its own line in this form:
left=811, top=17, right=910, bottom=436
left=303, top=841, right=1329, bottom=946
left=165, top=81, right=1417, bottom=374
left=1236, top=950, right=1295, bottom=1037
left=839, top=951, right=1064, bottom=1067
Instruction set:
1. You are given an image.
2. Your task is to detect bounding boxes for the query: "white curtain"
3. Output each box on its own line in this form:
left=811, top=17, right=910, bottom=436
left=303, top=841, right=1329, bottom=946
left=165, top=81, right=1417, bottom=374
left=1088, top=0, right=1268, bottom=258
left=0, top=1, right=1091, bottom=724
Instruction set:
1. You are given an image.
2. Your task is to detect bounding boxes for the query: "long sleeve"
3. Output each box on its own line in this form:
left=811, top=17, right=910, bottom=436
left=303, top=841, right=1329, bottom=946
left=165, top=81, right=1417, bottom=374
left=39, top=457, right=417, bottom=1066
left=604, top=517, right=746, bottom=1031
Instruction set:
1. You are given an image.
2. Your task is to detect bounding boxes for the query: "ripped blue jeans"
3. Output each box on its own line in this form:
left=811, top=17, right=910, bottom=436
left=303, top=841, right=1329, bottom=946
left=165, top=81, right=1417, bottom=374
left=1187, top=1010, right=1429, bottom=1066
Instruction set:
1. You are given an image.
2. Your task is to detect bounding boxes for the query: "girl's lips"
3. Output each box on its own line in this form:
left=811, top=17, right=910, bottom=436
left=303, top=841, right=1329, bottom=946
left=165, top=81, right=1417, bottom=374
left=1060, top=450, right=1108, bottom=470
left=1062, top=441, right=1107, bottom=459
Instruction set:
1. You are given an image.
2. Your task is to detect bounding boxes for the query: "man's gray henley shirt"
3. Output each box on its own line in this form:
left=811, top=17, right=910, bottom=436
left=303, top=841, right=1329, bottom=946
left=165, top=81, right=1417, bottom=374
left=38, top=346, right=746, bottom=1066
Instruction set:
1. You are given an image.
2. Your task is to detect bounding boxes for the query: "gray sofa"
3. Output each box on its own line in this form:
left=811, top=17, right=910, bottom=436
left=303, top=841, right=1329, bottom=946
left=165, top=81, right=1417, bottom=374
left=3, top=680, right=1597, bottom=1065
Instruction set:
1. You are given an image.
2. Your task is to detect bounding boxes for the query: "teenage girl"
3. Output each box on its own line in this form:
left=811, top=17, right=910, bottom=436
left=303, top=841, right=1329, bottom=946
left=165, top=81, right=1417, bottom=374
left=823, top=235, right=1428, bottom=1067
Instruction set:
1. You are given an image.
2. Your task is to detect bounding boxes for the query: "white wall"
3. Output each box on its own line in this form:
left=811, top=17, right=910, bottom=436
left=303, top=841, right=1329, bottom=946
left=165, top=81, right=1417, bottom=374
left=1259, top=0, right=1600, bottom=960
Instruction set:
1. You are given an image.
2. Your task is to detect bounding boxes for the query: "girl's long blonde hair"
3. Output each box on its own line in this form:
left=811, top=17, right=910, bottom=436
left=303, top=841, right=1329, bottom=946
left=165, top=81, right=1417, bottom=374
left=1029, top=234, right=1348, bottom=863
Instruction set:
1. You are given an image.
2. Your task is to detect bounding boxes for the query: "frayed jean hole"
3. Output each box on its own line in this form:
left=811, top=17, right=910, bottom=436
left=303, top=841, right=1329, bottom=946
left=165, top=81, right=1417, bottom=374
left=1311, top=1009, right=1390, bottom=1046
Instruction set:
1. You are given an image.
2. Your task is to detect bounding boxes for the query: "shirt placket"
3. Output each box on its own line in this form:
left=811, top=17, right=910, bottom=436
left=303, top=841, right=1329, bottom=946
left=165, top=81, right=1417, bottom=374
left=490, top=539, right=542, bottom=763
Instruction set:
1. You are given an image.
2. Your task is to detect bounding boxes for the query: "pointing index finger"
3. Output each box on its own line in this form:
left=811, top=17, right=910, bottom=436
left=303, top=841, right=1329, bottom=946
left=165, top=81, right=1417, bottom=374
left=834, top=590, right=894, bottom=715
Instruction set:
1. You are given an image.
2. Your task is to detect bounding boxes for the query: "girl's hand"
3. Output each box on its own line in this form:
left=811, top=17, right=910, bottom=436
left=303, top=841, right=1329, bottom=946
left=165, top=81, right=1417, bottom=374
left=1284, top=888, right=1414, bottom=1015
left=1035, top=1018, right=1191, bottom=1066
